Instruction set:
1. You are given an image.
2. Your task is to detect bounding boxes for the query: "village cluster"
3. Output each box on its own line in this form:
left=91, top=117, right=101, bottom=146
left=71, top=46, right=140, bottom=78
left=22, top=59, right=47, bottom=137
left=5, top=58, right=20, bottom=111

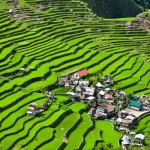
left=58, top=69, right=150, bottom=149
left=26, top=92, right=55, bottom=116
left=26, top=102, right=47, bottom=117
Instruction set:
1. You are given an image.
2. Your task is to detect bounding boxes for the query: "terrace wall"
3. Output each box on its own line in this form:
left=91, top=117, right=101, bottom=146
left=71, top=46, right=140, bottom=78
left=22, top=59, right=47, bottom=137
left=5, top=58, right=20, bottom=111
left=130, top=111, right=150, bottom=129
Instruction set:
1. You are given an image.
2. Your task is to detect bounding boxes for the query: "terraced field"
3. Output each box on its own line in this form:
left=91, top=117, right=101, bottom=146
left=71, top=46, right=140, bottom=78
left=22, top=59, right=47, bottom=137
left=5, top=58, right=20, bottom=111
left=132, top=116, right=150, bottom=145
left=0, top=0, right=150, bottom=149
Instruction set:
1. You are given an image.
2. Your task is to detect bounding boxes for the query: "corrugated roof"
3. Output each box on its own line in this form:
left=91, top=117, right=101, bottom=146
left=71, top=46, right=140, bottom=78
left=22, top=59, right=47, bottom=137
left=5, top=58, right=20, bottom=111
left=75, top=69, right=88, bottom=76
left=128, top=100, right=143, bottom=108
left=122, top=119, right=132, bottom=124
left=99, top=104, right=114, bottom=110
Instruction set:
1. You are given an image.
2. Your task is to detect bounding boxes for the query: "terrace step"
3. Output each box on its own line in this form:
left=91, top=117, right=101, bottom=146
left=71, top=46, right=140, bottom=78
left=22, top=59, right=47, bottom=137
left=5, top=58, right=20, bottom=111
left=64, top=113, right=93, bottom=150
left=0, top=0, right=150, bottom=149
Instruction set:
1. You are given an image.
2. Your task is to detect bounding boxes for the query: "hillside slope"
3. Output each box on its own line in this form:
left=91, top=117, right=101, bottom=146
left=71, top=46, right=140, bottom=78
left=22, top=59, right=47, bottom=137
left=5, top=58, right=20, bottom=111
left=133, top=0, right=150, bottom=9
left=84, top=0, right=143, bottom=18
left=0, top=0, right=150, bottom=149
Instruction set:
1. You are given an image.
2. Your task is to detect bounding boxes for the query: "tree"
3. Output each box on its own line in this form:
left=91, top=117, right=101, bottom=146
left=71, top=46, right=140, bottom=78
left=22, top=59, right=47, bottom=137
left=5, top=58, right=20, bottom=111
left=93, top=143, right=150, bottom=150
left=93, top=143, right=122, bottom=150
left=128, top=92, right=133, bottom=100
left=129, top=145, right=150, bottom=150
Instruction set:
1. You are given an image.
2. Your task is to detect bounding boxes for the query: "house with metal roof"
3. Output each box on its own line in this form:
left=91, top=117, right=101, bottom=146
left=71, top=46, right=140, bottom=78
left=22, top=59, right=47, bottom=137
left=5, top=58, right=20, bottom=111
left=73, top=69, right=88, bottom=79
left=97, top=104, right=115, bottom=118
left=128, top=100, right=143, bottom=111
left=134, top=134, right=145, bottom=146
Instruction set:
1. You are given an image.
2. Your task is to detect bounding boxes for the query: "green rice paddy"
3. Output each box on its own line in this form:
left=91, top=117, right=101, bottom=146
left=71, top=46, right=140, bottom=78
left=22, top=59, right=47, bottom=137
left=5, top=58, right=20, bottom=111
left=131, top=116, right=150, bottom=145
left=0, top=0, right=150, bottom=149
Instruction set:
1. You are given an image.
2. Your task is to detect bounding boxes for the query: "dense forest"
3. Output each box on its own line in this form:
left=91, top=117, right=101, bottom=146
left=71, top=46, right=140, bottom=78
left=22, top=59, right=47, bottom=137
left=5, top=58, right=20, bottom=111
left=84, top=0, right=150, bottom=18
left=133, top=0, right=150, bottom=9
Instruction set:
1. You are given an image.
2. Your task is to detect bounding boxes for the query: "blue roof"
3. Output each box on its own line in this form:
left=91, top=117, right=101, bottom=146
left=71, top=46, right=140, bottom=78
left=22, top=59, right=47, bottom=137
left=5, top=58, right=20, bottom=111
left=128, top=100, right=143, bottom=108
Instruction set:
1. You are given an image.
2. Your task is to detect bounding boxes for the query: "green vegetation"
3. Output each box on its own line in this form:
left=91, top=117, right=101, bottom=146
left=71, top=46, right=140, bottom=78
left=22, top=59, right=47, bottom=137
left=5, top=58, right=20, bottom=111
left=84, top=0, right=142, bottom=18
left=84, top=0, right=150, bottom=18
left=131, top=116, right=150, bottom=145
left=0, top=0, right=150, bottom=149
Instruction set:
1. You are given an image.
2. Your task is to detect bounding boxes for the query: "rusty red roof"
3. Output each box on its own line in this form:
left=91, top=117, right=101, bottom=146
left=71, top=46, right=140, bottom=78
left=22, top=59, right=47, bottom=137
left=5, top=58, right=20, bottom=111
left=100, top=104, right=114, bottom=110
left=75, top=69, right=88, bottom=76
left=122, top=119, right=132, bottom=124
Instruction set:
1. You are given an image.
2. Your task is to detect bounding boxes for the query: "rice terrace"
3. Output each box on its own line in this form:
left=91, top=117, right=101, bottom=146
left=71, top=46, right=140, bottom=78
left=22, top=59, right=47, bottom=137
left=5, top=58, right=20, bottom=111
left=0, top=0, right=150, bottom=150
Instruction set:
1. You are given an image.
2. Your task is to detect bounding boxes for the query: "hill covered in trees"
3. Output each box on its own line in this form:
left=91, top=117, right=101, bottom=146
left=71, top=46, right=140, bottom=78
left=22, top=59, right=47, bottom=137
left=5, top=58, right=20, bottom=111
left=0, top=0, right=150, bottom=149
left=84, top=0, right=150, bottom=18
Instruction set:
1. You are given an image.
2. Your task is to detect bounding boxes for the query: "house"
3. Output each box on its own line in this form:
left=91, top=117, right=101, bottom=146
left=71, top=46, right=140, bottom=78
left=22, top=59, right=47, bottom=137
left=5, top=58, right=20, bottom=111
left=125, top=115, right=134, bottom=121
left=84, top=87, right=95, bottom=95
left=88, top=107, right=96, bottom=117
left=103, top=74, right=114, bottom=85
left=121, top=119, right=132, bottom=128
left=27, top=103, right=37, bottom=115
left=96, top=82, right=103, bottom=88
left=104, top=88, right=111, bottom=92
left=94, top=109, right=102, bottom=119
left=120, top=115, right=135, bottom=128
left=73, top=69, right=88, bottom=79
left=128, top=100, right=143, bottom=111
left=39, top=104, right=46, bottom=110
left=73, top=80, right=78, bottom=85
left=117, top=117, right=123, bottom=124
left=97, top=104, right=115, bottom=118
left=27, top=107, right=35, bottom=115
left=27, top=109, right=34, bottom=115
left=105, top=79, right=111, bottom=84
left=81, top=92, right=93, bottom=99
left=29, top=102, right=37, bottom=107
left=27, top=103, right=37, bottom=116
left=139, top=95, right=148, bottom=102
left=19, top=67, right=25, bottom=73
left=75, top=85, right=82, bottom=92
left=58, top=78, right=65, bottom=86
left=119, top=91, right=126, bottom=101
left=45, top=91, right=55, bottom=102
left=144, top=99, right=150, bottom=108
left=98, top=104, right=114, bottom=113
left=66, top=92, right=75, bottom=96
left=120, top=110, right=129, bottom=118
left=65, top=82, right=70, bottom=87
left=27, top=102, right=46, bottom=117
left=88, top=107, right=102, bottom=119
left=134, top=134, right=145, bottom=146
left=92, top=100, right=98, bottom=108
left=66, top=92, right=80, bottom=101
left=97, top=90, right=105, bottom=101
left=79, top=80, right=89, bottom=87
left=86, top=96, right=96, bottom=103
left=121, top=135, right=131, bottom=149
left=99, top=90, right=105, bottom=96
left=105, top=94, right=113, bottom=101
left=105, top=94, right=114, bottom=104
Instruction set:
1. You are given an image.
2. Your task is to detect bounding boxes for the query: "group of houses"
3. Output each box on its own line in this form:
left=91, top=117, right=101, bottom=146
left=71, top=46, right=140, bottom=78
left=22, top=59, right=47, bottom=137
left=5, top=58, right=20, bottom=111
left=59, top=69, right=117, bottom=119
left=117, top=110, right=135, bottom=129
left=27, top=91, right=55, bottom=117
left=27, top=102, right=47, bottom=116
left=59, top=69, right=150, bottom=148
left=45, top=91, right=56, bottom=102
left=116, top=95, right=150, bottom=130
left=121, top=133, right=145, bottom=149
